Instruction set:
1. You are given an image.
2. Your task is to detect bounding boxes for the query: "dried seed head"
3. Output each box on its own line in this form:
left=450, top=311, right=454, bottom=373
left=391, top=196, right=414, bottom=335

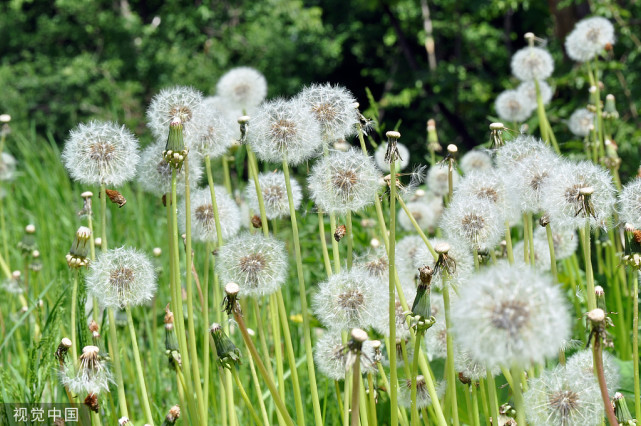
left=297, top=84, right=359, bottom=143
left=511, top=46, right=554, bottom=81
left=245, top=171, right=302, bottom=220
left=565, top=17, right=615, bottom=62
left=568, top=108, right=595, bottom=137
left=166, top=405, right=181, bottom=424
left=146, top=86, right=203, bottom=142
left=314, top=331, right=376, bottom=380
left=179, top=186, right=241, bottom=243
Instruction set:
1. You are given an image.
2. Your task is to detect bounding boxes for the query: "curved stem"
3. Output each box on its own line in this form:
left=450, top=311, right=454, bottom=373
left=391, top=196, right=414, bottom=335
left=593, top=333, right=618, bottom=425
left=125, top=306, right=154, bottom=425
left=582, top=222, right=597, bottom=311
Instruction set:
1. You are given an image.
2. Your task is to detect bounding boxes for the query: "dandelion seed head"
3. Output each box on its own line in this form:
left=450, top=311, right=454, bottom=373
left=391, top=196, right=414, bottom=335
left=216, top=233, right=287, bottom=297
left=61, top=346, right=113, bottom=395
left=566, top=349, right=619, bottom=396
left=456, top=169, right=520, bottom=222
left=398, top=375, right=441, bottom=409
left=245, top=171, right=301, bottom=220
left=398, top=201, right=438, bottom=232
left=565, top=17, right=615, bottom=63
left=618, top=178, right=641, bottom=228
left=87, top=247, right=156, bottom=310
left=525, top=366, right=603, bottom=426
left=495, top=90, right=534, bottom=123
left=146, top=86, right=203, bottom=141
left=188, top=104, right=236, bottom=159
left=427, top=164, right=458, bottom=197
left=296, top=83, right=359, bottom=143
left=517, top=80, right=553, bottom=107
left=451, top=263, right=570, bottom=368
left=308, top=149, right=381, bottom=214
left=459, top=150, right=493, bottom=174
left=179, top=186, right=241, bottom=243
left=314, top=331, right=376, bottom=381
left=248, top=98, right=322, bottom=165
left=541, top=161, right=616, bottom=230
left=216, top=67, right=267, bottom=110
left=313, top=269, right=384, bottom=331
left=375, top=142, right=410, bottom=172
left=568, top=108, right=595, bottom=137
left=136, top=140, right=203, bottom=197
left=441, top=197, right=504, bottom=251
left=62, top=121, right=140, bottom=187
left=511, top=46, right=554, bottom=81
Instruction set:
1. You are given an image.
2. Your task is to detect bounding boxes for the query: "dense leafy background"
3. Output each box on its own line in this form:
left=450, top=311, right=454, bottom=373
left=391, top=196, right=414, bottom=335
left=1, top=0, right=640, bottom=173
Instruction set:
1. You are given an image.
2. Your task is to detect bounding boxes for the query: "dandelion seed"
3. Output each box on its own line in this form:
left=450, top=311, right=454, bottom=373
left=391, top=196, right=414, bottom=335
left=568, top=108, right=595, bottom=137
left=440, top=197, right=503, bottom=251
left=525, top=365, right=603, bottom=426
left=495, top=90, right=534, bottom=123
left=216, top=233, right=287, bottom=297
left=565, top=17, right=615, bottom=63
left=178, top=186, right=241, bottom=243
left=86, top=247, right=157, bottom=309
left=296, top=83, right=359, bottom=143
left=566, top=349, right=620, bottom=396
left=459, top=150, right=493, bottom=174
left=62, top=121, right=140, bottom=187
left=451, top=263, right=570, bottom=368
left=313, top=268, right=384, bottom=331
left=308, top=149, right=381, bottom=215
left=247, top=98, right=322, bottom=165
left=375, top=142, right=410, bottom=172
left=146, top=86, right=203, bottom=141
left=426, top=164, right=458, bottom=197
left=245, top=171, right=302, bottom=220
left=216, top=67, right=267, bottom=111
left=314, top=331, right=376, bottom=381
left=511, top=46, right=554, bottom=82
left=136, top=140, right=204, bottom=197
left=541, top=161, right=616, bottom=230
left=61, top=345, right=113, bottom=395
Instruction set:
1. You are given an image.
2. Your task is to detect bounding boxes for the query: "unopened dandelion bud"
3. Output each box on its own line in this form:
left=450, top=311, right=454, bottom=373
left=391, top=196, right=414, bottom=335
left=334, top=224, right=347, bottom=242
left=210, top=322, right=241, bottom=369
left=89, top=319, right=100, bottom=338
left=67, top=226, right=92, bottom=268
left=604, top=94, right=619, bottom=120
left=594, top=286, right=607, bottom=312
left=412, top=266, right=433, bottom=321
left=153, top=247, right=162, bottom=257
left=163, top=119, right=187, bottom=169
left=587, top=308, right=606, bottom=325
left=613, top=392, right=635, bottom=425
left=18, top=225, right=37, bottom=254
left=164, top=405, right=181, bottom=425
left=250, top=214, right=262, bottom=229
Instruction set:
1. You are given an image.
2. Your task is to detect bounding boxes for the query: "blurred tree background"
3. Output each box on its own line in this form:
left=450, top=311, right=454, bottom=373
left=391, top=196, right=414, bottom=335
left=1, top=0, right=640, bottom=175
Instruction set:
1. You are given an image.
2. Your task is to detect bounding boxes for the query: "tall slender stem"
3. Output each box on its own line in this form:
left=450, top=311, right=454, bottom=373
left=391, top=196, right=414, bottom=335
left=100, top=184, right=107, bottom=250
left=634, top=271, right=640, bottom=418
left=231, top=367, right=264, bottom=426
left=282, top=158, right=322, bottom=426
left=545, top=223, right=558, bottom=282
left=510, top=365, right=525, bottom=426
left=485, top=371, right=499, bottom=426
left=593, top=332, right=618, bottom=426
left=410, top=332, right=423, bottom=426
left=350, top=355, right=361, bottom=426
left=389, top=158, right=398, bottom=426
left=442, top=282, right=459, bottom=426
left=125, top=306, right=154, bottom=425
left=107, top=308, right=128, bottom=418
left=70, top=270, right=79, bottom=365
left=582, top=222, right=597, bottom=310
left=505, top=220, right=514, bottom=265
left=346, top=211, right=353, bottom=269
left=318, top=212, right=333, bottom=277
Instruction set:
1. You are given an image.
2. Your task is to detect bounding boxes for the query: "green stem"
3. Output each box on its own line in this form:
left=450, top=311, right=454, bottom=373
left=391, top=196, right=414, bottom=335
left=234, top=310, right=295, bottom=426
left=505, top=220, right=514, bottom=265
left=231, top=367, right=264, bottom=426
left=346, top=211, right=353, bottom=269
left=510, top=365, right=526, bottom=426
left=545, top=223, right=558, bottom=282
left=442, top=282, right=459, bottom=426
left=634, top=271, right=640, bottom=419
left=183, top=156, right=207, bottom=425
left=203, top=244, right=211, bottom=413
left=125, top=306, right=154, bottom=425
left=70, top=270, right=79, bottom=365
left=222, top=155, right=233, bottom=194
left=389, top=159, right=399, bottom=426
left=246, top=345, right=271, bottom=426
left=410, top=332, right=423, bottom=426
left=329, top=212, right=341, bottom=274
left=522, top=213, right=529, bottom=264
left=471, top=384, right=481, bottom=426
left=282, top=158, right=322, bottom=426
left=367, top=373, right=377, bottom=426
left=100, top=184, right=107, bottom=250
left=397, top=196, right=437, bottom=259
left=593, top=331, right=618, bottom=426
left=485, top=371, right=499, bottom=426
left=582, top=222, right=597, bottom=311
left=318, top=212, right=333, bottom=277
left=107, top=308, right=128, bottom=419
left=351, top=355, right=361, bottom=426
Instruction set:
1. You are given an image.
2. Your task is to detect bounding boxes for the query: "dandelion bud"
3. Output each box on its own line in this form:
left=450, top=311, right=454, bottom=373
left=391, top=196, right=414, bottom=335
left=334, top=225, right=347, bottom=242
left=412, top=266, right=433, bottom=321
left=163, top=118, right=187, bottom=169
left=604, top=94, right=619, bottom=120
left=595, top=286, right=607, bottom=312
left=165, top=405, right=181, bottom=424
left=89, top=319, right=100, bottom=339
left=223, top=282, right=241, bottom=315
left=67, top=226, right=92, bottom=268
left=164, top=305, right=179, bottom=354
left=210, top=322, right=241, bottom=369
left=12, top=270, right=21, bottom=280
left=613, top=392, right=635, bottom=425
left=153, top=247, right=162, bottom=257
left=18, top=225, right=37, bottom=254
